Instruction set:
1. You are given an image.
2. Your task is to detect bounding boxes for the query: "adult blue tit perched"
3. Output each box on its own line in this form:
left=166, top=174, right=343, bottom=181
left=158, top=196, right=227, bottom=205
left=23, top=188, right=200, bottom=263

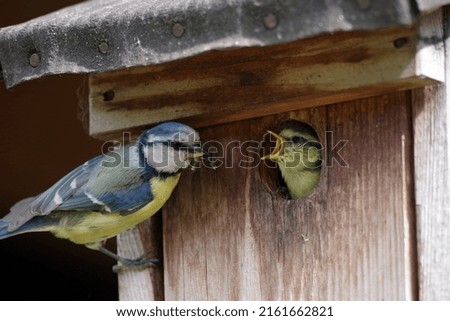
left=262, top=121, right=322, bottom=199
left=0, top=122, right=206, bottom=268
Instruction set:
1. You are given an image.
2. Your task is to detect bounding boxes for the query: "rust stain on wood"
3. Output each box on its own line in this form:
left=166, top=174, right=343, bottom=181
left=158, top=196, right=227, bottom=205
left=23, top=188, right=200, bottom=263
left=88, top=25, right=441, bottom=139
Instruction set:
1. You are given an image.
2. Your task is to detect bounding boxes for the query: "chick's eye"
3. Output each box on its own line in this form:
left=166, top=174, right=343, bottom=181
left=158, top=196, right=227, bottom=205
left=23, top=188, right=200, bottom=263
left=291, top=136, right=306, bottom=144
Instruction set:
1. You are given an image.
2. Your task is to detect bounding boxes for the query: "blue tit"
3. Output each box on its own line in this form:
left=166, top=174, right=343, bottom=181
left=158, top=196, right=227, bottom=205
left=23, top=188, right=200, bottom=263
left=0, top=122, right=206, bottom=268
left=262, top=121, right=322, bottom=199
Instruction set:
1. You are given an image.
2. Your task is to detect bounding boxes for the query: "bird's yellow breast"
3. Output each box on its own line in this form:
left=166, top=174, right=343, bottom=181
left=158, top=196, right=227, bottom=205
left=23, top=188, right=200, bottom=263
left=50, top=174, right=180, bottom=247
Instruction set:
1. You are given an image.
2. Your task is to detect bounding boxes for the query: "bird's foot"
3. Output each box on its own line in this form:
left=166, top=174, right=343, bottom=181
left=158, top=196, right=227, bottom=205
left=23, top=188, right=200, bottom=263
left=97, top=246, right=159, bottom=272
left=112, top=256, right=159, bottom=273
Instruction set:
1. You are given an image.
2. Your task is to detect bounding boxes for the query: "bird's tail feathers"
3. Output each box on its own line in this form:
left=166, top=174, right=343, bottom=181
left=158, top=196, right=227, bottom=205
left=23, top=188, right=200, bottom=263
left=0, top=219, right=15, bottom=240
left=0, top=217, right=50, bottom=240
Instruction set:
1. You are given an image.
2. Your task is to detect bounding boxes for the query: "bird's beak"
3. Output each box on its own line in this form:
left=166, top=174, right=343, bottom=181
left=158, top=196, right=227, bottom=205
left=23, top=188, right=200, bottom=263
left=261, top=130, right=285, bottom=161
left=185, top=145, right=218, bottom=168
left=186, top=146, right=207, bottom=160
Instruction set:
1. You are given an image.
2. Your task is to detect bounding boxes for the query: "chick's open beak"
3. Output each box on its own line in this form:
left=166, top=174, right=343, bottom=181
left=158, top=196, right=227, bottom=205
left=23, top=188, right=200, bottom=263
left=261, top=130, right=285, bottom=161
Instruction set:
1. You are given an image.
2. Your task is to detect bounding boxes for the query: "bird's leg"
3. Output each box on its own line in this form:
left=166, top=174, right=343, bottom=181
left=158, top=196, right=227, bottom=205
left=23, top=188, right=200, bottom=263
left=98, top=246, right=159, bottom=273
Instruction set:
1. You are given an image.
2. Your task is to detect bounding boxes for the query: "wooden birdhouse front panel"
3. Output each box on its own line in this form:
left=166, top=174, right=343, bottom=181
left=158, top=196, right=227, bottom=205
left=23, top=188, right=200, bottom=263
left=162, top=91, right=416, bottom=300
left=107, top=9, right=449, bottom=301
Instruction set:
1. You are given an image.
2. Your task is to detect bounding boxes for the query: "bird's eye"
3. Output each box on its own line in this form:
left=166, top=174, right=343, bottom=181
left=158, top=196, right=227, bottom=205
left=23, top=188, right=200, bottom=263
left=291, top=136, right=306, bottom=144
left=170, top=142, right=184, bottom=150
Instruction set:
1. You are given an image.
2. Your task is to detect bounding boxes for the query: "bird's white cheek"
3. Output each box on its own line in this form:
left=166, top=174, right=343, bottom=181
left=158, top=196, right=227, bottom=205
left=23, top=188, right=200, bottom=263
left=169, top=150, right=191, bottom=169
left=144, top=145, right=189, bottom=173
left=151, top=146, right=168, bottom=165
left=178, top=151, right=192, bottom=169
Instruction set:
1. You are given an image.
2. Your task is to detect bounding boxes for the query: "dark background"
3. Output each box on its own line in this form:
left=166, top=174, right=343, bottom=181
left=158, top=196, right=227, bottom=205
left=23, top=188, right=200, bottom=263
left=0, top=1, right=118, bottom=300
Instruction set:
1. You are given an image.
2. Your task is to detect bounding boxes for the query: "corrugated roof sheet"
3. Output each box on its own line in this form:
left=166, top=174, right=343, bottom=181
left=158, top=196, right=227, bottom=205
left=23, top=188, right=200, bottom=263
left=0, top=0, right=447, bottom=88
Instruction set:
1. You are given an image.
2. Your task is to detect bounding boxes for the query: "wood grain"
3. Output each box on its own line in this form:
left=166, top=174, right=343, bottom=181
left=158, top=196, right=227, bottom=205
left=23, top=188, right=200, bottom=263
left=416, top=9, right=445, bottom=83
left=410, top=6, right=450, bottom=301
left=117, top=213, right=164, bottom=301
left=162, top=92, right=416, bottom=300
left=88, top=20, right=442, bottom=139
left=412, top=84, right=450, bottom=300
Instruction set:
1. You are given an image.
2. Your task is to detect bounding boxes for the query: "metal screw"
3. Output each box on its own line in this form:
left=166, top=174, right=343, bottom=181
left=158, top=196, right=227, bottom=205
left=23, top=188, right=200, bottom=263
left=356, top=0, right=371, bottom=11
left=264, top=13, right=278, bottom=30
left=98, top=42, right=109, bottom=54
left=393, top=37, right=409, bottom=48
left=29, top=52, right=40, bottom=68
left=172, top=23, right=185, bottom=38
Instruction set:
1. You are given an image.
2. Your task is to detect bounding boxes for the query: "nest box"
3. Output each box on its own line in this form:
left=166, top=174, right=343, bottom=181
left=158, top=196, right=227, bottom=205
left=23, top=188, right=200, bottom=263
left=1, top=0, right=449, bottom=300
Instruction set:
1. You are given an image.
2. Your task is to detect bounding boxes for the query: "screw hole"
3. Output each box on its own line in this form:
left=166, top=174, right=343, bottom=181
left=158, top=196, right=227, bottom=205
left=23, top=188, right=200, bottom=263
left=103, top=90, right=115, bottom=101
left=393, top=37, right=409, bottom=48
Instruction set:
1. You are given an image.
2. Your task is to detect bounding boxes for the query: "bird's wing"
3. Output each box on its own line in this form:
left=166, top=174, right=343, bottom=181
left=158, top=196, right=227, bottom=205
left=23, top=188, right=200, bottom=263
left=35, top=156, right=104, bottom=213
left=4, top=156, right=102, bottom=231
left=5, top=152, right=153, bottom=232
left=56, top=164, right=153, bottom=214
left=8, top=197, right=36, bottom=213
